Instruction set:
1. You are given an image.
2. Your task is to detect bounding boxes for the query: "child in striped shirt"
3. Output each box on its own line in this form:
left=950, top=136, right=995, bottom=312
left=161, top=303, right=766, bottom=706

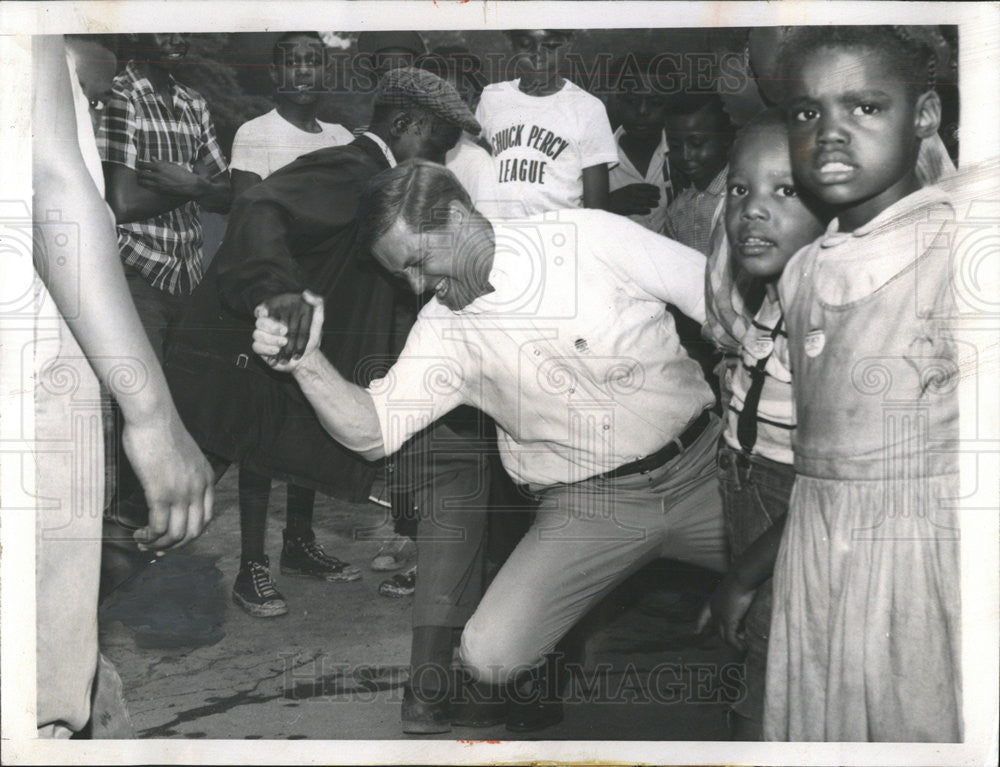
left=698, top=109, right=825, bottom=740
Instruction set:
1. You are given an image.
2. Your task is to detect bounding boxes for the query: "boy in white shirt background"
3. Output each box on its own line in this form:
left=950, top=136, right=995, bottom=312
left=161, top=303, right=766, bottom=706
left=230, top=32, right=353, bottom=199
left=226, top=32, right=362, bottom=618
left=607, top=52, right=676, bottom=233
left=475, top=29, right=619, bottom=217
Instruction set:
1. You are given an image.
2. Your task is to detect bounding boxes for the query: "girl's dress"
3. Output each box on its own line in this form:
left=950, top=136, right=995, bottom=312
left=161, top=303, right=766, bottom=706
left=764, top=187, right=963, bottom=742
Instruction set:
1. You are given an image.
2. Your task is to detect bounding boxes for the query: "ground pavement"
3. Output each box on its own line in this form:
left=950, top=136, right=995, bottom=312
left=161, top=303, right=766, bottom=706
left=99, top=467, right=739, bottom=741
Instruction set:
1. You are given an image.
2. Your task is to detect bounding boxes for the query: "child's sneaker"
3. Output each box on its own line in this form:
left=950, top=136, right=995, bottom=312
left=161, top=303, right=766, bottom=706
left=232, top=556, right=288, bottom=618
left=378, top=565, right=418, bottom=597
left=280, top=529, right=362, bottom=583
left=370, top=532, right=415, bottom=571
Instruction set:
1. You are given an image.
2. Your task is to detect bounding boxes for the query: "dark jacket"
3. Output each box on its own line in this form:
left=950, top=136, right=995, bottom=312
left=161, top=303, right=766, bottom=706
left=164, top=136, right=400, bottom=500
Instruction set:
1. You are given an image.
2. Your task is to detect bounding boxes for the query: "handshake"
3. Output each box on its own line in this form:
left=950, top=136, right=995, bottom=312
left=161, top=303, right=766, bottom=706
left=253, top=290, right=324, bottom=372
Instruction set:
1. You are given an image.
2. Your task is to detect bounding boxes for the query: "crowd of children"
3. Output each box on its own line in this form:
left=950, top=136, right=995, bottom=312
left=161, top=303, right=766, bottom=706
left=65, top=25, right=964, bottom=742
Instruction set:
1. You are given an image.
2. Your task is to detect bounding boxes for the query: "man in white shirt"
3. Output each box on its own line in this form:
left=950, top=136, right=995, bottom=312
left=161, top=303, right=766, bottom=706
left=252, top=159, right=727, bottom=732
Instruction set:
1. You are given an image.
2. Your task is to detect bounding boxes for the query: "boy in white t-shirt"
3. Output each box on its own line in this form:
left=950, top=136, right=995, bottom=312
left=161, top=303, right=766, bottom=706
left=607, top=53, right=675, bottom=233
left=230, top=32, right=353, bottom=198
left=227, top=32, right=362, bottom=618
left=475, top=30, right=619, bottom=217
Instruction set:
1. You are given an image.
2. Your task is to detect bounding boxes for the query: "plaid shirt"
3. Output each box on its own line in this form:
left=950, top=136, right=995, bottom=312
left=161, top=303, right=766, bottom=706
left=97, top=62, right=228, bottom=295
left=664, top=165, right=728, bottom=256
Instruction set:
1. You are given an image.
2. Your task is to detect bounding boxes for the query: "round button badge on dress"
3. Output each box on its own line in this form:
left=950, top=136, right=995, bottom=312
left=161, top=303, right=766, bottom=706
left=750, top=336, right=774, bottom=360
left=804, top=329, right=826, bottom=358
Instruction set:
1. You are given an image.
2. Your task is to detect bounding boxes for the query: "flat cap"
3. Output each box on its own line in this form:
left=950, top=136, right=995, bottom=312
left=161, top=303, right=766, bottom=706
left=356, top=31, right=426, bottom=56
left=374, top=67, right=481, bottom=135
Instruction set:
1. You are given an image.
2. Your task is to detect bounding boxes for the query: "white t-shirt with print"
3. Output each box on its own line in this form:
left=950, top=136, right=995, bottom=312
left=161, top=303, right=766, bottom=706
left=446, top=132, right=502, bottom=220
left=475, top=79, right=618, bottom=217
left=230, top=108, right=354, bottom=179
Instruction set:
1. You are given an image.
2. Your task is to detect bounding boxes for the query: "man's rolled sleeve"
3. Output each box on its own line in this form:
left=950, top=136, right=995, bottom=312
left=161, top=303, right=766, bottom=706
left=365, top=316, right=469, bottom=456
left=96, top=87, right=138, bottom=169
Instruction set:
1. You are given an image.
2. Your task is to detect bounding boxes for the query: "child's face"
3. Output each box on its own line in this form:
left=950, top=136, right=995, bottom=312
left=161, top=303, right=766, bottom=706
left=270, top=36, right=326, bottom=105
left=69, top=40, right=117, bottom=134
left=665, top=107, right=731, bottom=190
left=508, top=30, right=571, bottom=81
left=725, top=129, right=825, bottom=281
left=785, top=45, right=940, bottom=229
left=617, top=76, right=667, bottom=141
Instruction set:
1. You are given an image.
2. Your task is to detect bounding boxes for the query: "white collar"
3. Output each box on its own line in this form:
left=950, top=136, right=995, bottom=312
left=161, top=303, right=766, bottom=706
left=362, top=131, right=397, bottom=168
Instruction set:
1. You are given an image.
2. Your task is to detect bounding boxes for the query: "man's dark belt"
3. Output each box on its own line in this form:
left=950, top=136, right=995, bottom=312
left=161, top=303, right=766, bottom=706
left=601, top=410, right=712, bottom=480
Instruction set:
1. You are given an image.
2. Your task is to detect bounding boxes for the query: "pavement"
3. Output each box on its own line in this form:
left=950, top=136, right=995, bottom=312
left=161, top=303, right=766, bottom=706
left=99, top=467, right=739, bottom=742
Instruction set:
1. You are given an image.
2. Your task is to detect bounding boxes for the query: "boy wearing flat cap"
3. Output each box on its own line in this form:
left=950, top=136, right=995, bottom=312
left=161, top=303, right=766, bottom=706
left=162, top=69, right=483, bottom=631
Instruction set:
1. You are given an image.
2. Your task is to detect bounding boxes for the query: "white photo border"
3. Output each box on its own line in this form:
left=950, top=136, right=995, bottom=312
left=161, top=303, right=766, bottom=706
left=1, top=2, right=997, bottom=765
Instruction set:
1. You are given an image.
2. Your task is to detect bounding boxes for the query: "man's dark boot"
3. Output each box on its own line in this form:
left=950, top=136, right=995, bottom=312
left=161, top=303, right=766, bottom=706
left=401, top=681, right=452, bottom=734
left=403, top=628, right=453, bottom=734
left=505, top=653, right=566, bottom=733
left=451, top=670, right=507, bottom=728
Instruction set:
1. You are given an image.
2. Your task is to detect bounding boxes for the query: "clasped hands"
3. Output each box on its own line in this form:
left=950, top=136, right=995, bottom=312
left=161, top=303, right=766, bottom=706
left=252, top=290, right=324, bottom=372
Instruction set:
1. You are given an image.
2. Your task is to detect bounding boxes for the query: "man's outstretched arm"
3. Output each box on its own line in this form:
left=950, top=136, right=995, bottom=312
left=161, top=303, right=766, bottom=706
left=252, top=293, right=386, bottom=461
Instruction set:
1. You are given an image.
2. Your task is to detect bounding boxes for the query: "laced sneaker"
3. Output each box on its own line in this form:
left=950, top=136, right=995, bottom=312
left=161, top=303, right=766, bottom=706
left=280, top=529, right=362, bottom=583
left=371, top=532, right=415, bottom=571
left=378, top=565, right=418, bottom=597
left=232, top=556, right=288, bottom=618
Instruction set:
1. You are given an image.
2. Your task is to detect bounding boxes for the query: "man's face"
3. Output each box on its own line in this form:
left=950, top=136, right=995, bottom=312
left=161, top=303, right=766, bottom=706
left=270, top=35, right=326, bottom=105
left=371, top=217, right=482, bottom=311
left=665, top=107, right=731, bottom=190
left=142, top=33, right=190, bottom=73
left=392, top=111, right=462, bottom=165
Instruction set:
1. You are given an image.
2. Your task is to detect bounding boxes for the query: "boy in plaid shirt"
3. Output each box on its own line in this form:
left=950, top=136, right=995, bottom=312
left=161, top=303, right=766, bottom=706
left=97, top=33, right=230, bottom=359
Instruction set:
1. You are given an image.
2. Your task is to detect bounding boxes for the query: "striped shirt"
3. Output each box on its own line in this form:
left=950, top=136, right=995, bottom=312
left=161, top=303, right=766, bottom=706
left=664, top=165, right=727, bottom=255
left=96, top=62, right=228, bottom=295
left=723, top=294, right=794, bottom=465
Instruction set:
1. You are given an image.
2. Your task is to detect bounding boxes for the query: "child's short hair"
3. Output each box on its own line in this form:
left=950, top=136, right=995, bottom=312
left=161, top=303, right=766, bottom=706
left=733, top=107, right=787, bottom=142
left=272, top=31, right=324, bottom=66
left=778, top=25, right=939, bottom=100
left=666, top=92, right=736, bottom=136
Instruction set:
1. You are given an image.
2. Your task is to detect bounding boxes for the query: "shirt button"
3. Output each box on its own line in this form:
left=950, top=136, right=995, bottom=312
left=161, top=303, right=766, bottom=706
left=568, top=387, right=575, bottom=394
left=603, top=424, right=610, bottom=431
left=533, top=349, right=541, bottom=356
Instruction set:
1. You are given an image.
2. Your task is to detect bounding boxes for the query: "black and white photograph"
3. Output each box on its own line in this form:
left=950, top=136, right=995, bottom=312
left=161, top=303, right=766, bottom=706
left=1, top=2, right=997, bottom=765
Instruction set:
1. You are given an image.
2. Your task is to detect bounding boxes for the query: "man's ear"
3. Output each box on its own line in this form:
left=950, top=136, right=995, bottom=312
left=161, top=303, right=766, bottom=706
left=914, top=89, right=942, bottom=140
left=389, top=110, right=413, bottom=138
left=268, top=63, right=280, bottom=88
left=447, top=198, right=470, bottom=228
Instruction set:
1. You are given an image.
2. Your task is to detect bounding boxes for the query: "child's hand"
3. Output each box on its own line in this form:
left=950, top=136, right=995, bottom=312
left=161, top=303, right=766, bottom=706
left=137, top=159, right=203, bottom=197
left=608, top=183, right=660, bottom=216
left=704, top=575, right=756, bottom=652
